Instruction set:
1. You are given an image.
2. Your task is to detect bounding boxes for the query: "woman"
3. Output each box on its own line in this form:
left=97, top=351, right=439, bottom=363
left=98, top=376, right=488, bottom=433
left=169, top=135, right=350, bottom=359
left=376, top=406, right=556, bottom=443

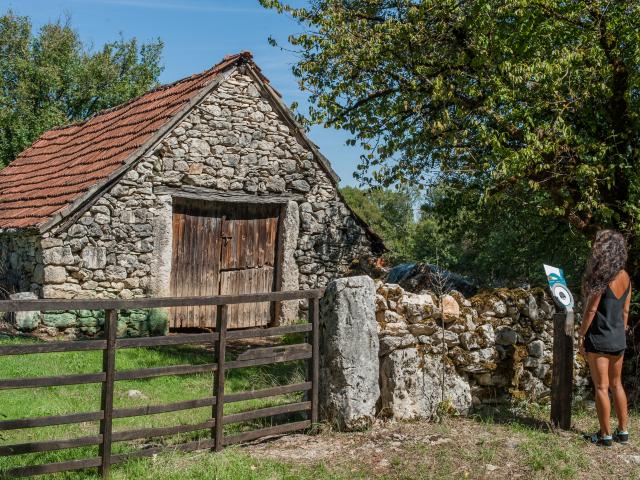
left=579, top=229, right=631, bottom=446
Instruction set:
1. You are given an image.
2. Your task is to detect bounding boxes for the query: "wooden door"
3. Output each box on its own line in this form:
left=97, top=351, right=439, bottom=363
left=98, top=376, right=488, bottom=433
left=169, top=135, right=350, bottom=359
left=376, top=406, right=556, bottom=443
left=169, top=200, right=281, bottom=329
left=219, top=204, right=280, bottom=328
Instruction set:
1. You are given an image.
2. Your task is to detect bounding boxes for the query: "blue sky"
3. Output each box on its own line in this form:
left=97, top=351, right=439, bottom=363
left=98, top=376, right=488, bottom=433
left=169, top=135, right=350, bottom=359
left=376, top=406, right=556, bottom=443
left=1, top=0, right=364, bottom=186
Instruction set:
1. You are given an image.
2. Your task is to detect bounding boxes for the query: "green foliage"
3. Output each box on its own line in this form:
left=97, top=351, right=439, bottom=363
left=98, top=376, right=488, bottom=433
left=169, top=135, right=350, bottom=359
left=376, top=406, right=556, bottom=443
left=262, top=0, right=640, bottom=276
left=341, top=186, right=416, bottom=263
left=0, top=11, right=163, bottom=168
left=416, top=183, right=590, bottom=287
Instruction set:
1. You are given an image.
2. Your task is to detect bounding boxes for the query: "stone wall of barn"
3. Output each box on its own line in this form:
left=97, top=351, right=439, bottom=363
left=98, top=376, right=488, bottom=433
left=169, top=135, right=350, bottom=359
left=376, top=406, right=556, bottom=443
left=19, top=69, right=374, bottom=336
left=0, top=231, right=43, bottom=296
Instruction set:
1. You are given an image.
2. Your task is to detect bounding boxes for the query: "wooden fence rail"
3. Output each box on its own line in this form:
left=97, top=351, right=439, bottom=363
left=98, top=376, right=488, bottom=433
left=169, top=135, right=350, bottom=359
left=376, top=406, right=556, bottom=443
left=0, top=289, right=323, bottom=478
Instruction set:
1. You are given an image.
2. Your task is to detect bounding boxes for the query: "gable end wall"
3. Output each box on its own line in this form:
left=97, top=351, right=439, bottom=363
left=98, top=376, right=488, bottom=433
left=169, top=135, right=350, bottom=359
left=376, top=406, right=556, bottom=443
left=38, top=70, right=374, bottom=314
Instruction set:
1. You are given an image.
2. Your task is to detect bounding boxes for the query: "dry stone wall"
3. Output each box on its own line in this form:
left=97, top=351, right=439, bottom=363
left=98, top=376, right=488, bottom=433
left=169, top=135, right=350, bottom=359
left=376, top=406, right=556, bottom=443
left=376, top=282, right=590, bottom=419
left=3, top=69, right=375, bottom=337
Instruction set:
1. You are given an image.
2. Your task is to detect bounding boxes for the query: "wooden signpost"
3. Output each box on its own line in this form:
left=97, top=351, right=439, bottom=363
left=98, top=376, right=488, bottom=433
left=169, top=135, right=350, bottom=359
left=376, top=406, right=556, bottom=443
left=550, top=311, right=573, bottom=429
left=545, top=264, right=575, bottom=430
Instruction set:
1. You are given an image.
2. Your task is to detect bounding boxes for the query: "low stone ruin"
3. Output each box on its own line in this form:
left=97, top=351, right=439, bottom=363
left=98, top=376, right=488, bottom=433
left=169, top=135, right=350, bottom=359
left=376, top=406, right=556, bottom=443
left=319, top=276, right=590, bottom=429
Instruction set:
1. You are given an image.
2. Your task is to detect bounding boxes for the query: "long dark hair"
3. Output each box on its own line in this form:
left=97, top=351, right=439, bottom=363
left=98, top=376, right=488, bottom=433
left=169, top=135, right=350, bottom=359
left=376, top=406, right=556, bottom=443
left=582, top=229, right=628, bottom=300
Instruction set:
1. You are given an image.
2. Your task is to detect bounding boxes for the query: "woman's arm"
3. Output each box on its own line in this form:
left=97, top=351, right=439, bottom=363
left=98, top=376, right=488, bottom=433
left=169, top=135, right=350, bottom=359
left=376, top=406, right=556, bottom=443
left=579, top=292, right=602, bottom=337
left=578, top=292, right=602, bottom=356
left=624, top=283, right=632, bottom=330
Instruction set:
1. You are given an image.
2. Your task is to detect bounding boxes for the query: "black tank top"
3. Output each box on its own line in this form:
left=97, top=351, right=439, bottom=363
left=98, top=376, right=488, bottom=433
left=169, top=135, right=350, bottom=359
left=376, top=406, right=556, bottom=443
left=586, top=283, right=630, bottom=352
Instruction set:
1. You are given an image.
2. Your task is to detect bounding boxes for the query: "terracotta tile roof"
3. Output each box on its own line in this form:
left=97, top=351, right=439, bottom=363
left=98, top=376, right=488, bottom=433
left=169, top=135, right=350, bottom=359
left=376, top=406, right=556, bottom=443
left=0, top=52, right=253, bottom=230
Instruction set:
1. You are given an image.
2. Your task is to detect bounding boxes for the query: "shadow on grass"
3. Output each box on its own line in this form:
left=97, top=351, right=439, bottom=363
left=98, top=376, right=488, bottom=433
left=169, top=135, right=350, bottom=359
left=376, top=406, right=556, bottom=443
left=469, top=404, right=585, bottom=435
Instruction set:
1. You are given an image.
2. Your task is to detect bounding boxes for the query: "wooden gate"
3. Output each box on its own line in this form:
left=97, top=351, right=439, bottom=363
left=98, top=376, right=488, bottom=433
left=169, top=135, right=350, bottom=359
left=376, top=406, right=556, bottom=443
left=169, top=199, right=281, bottom=329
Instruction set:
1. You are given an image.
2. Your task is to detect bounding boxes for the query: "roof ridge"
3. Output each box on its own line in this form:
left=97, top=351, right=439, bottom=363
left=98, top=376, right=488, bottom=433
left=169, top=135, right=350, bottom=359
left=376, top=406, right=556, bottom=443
left=47, top=51, right=253, bottom=133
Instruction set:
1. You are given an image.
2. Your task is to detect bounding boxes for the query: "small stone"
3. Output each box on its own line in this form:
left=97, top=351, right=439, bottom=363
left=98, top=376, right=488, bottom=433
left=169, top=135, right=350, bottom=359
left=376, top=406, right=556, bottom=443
left=527, top=339, right=545, bottom=358
left=127, top=389, right=148, bottom=399
left=441, top=294, right=460, bottom=321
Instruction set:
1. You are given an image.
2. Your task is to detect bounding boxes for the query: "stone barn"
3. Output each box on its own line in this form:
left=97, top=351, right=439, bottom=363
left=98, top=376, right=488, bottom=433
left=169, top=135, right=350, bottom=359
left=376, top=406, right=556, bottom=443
left=0, top=52, right=383, bottom=336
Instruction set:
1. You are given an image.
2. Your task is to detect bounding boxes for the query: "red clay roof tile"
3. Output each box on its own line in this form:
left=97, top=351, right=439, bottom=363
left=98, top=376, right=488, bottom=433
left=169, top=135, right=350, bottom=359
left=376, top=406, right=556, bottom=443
left=0, top=52, right=252, bottom=229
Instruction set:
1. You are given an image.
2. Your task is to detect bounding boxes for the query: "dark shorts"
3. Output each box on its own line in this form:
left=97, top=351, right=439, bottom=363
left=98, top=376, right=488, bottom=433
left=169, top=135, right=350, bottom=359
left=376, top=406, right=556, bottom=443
left=585, top=336, right=625, bottom=357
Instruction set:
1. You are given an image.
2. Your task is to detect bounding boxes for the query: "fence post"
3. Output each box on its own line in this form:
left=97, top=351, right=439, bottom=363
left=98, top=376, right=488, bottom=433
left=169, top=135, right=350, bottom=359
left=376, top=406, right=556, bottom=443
left=213, top=304, right=228, bottom=451
left=551, top=311, right=573, bottom=429
left=309, top=297, right=320, bottom=425
left=99, top=309, right=118, bottom=478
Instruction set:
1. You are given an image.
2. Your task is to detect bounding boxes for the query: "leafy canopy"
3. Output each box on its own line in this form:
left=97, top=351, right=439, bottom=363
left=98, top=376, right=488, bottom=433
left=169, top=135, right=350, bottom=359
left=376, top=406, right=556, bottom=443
left=261, top=0, right=640, bottom=243
left=341, top=186, right=417, bottom=263
left=0, top=11, right=164, bottom=168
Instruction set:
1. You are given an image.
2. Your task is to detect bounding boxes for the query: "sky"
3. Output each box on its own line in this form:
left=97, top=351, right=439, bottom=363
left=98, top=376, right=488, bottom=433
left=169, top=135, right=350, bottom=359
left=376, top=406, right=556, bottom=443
left=1, top=0, right=364, bottom=186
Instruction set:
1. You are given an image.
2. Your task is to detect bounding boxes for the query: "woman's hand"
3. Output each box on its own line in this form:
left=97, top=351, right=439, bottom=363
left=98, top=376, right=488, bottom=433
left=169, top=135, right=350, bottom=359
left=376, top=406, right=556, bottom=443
left=578, top=335, right=586, bottom=357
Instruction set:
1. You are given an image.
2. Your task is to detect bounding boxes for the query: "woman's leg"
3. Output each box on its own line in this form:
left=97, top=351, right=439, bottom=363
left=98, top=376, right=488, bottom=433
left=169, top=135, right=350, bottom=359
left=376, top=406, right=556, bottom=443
left=608, top=353, right=628, bottom=432
left=587, top=352, right=611, bottom=436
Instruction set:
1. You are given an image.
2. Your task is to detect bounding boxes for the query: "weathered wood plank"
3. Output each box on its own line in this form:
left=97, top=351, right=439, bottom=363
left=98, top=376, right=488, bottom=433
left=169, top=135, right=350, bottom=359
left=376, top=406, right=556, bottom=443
left=0, top=289, right=324, bottom=312
left=116, top=332, right=218, bottom=349
left=226, top=323, right=311, bottom=340
left=213, top=304, right=227, bottom=451
left=156, top=186, right=304, bottom=204
left=223, top=420, right=311, bottom=446
left=551, top=312, right=573, bottom=430
left=224, top=382, right=312, bottom=404
left=109, top=438, right=216, bottom=465
left=4, top=457, right=102, bottom=478
left=112, top=420, right=215, bottom=442
left=0, top=372, right=106, bottom=390
left=310, top=297, right=320, bottom=425
left=0, top=434, right=102, bottom=456
left=113, top=396, right=216, bottom=419
left=235, top=344, right=311, bottom=362
left=99, top=309, right=117, bottom=478
left=0, top=411, right=103, bottom=431
left=115, top=363, right=217, bottom=381
left=0, top=339, right=106, bottom=356
left=223, top=401, right=310, bottom=425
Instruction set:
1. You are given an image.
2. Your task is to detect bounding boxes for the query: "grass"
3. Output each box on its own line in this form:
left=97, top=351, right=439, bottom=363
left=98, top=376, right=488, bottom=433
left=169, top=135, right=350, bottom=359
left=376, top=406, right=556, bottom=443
left=0, top=333, right=310, bottom=478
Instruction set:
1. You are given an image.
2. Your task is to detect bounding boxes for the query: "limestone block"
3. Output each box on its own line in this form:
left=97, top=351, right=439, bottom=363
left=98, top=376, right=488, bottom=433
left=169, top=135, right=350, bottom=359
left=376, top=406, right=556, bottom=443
left=527, top=339, right=545, bottom=358
left=43, top=284, right=81, bottom=299
left=380, top=349, right=471, bottom=420
left=81, top=246, right=107, bottom=269
left=8, top=292, right=40, bottom=331
left=43, top=312, right=77, bottom=328
left=441, top=294, right=460, bottom=322
left=276, top=202, right=300, bottom=324
left=495, top=326, right=519, bottom=346
left=43, top=246, right=74, bottom=266
left=44, top=266, right=67, bottom=284
left=319, top=276, right=379, bottom=430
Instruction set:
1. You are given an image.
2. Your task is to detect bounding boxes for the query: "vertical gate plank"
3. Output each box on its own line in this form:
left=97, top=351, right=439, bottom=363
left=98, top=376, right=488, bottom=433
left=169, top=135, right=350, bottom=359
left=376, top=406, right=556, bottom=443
left=99, top=309, right=117, bottom=478
left=213, top=305, right=228, bottom=451
left=310, top=298, right=320, bottom=425
left=170, top=200, right=222, bottom=329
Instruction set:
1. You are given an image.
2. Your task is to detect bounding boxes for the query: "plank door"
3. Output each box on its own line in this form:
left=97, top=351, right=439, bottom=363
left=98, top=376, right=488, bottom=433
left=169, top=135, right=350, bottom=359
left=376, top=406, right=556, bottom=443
left=219, top=204, right=280, bottom=329
left=169, top=200, right=280, bottom=329
left=169, top=199, right=222, bottom=329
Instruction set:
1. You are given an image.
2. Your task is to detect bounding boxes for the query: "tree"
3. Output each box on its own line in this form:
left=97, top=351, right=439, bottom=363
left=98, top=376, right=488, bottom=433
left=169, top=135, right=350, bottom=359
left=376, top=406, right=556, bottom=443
left=415, top=182, right=590, bottom=288
left=262, top=0, right=640, bottom=280
left=340, top=186, right=416, bottom=263
left=0, top=11, right=163, bottom=168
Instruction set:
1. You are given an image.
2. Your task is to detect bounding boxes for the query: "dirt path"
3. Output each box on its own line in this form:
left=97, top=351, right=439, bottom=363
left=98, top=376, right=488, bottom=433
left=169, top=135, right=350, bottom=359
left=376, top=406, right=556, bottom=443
left=243, top=410, right=640, bottom=479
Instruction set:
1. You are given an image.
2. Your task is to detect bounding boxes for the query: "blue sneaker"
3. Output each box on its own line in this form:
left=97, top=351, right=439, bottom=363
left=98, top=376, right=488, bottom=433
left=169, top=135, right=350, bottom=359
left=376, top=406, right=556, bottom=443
left=583, top=431, right=613, bottom=447
left=613, top=428, right=629, bottom=444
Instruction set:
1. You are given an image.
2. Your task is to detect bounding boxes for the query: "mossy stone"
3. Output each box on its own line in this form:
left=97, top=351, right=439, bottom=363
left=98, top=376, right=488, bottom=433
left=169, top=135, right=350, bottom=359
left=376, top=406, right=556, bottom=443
left=147, top=308, right=169, bottom=336
left=43, top=312, right=77, bottom=328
